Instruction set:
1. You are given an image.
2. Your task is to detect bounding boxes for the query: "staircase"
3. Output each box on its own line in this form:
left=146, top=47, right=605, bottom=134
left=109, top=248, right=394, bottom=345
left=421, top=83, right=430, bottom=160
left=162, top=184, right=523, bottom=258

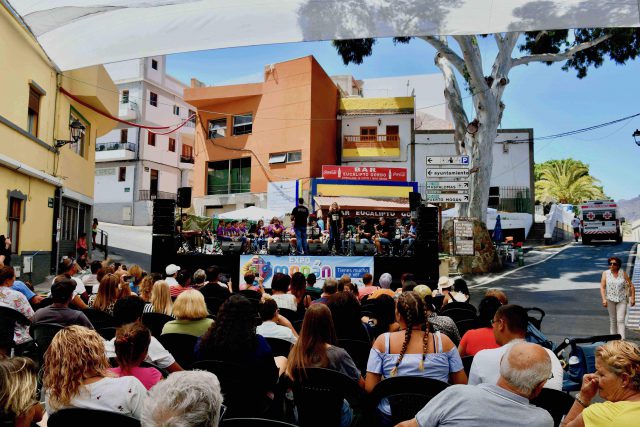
left=627, top=247, right=639, bottom=329
left=525, top=222, right=546, bottom=246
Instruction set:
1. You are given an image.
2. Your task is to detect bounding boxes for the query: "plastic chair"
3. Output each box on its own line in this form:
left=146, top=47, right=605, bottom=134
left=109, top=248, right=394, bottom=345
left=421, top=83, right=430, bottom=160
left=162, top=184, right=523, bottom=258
left=36, top=297, right=54, bottom=309
left=30, top=323, right=64, bottom=361
left=461, top=355, right=474, bottom=376
left=0, top=306, right=30, bottom=355
left=158, top=333, right=198, bottom=369
left=204, top=297, right=226, bottom=317
left=524, top=307, right=546, bottom=330
left=142, top=312, right=174, bottom=337
left=337, top=339, right=371, bottom=376
left=369, top=376, right=450, bottom=426
left=454, top=318, right=479, bottom=336
left=82, top=308, right=117, bottom=330
left=221, top=418, right=297, bottom=427
left=265, top=337, right=293, bottom=357
left=97, top=326, right=117, bottom=340
left=530, top=388, right=575, bottom=427
left=48, top=408, right=141, bottom=427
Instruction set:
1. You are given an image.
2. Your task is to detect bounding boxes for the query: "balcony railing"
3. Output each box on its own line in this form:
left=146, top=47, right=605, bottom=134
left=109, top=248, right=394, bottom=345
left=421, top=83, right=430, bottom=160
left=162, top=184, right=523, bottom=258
left=138, top=190, right=177, bottom=201
left=179, top=155, right=194, bottom=163
left=343, top=134, right=400, bottom=148
left=96, top=142, right=137, bottom=152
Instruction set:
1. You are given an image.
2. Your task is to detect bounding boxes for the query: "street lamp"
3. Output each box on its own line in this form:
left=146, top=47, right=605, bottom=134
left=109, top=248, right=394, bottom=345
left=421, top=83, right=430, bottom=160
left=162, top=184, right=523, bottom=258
left=633, top=129, right=640, bottom=146
left=55, top=119, right=86, bottom=148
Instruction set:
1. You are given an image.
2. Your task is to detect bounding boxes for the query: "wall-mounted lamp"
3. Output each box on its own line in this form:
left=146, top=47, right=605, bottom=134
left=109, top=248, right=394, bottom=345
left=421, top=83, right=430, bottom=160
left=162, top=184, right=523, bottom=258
left=466, top=119, right=480, bottom=135
left=55, top=119, right=86, bottom=148
left=633, top=129, right=640, bottom=146
left=378, top=118, right=382, bottom=126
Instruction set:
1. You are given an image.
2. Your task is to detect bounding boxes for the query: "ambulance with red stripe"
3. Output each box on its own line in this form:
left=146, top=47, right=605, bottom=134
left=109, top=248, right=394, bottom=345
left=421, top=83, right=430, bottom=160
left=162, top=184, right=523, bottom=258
left=579, top=200, right=622, bottom=244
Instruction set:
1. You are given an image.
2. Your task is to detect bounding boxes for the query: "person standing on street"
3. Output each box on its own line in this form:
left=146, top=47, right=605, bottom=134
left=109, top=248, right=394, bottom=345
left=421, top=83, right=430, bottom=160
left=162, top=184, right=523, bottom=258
left=91, top=218, right=99, bottom=250
left=571, top=215, right=581, bottom=242
left=600, top=256, right=635, bottom=339
left=291, top=198, right=310, bottom=255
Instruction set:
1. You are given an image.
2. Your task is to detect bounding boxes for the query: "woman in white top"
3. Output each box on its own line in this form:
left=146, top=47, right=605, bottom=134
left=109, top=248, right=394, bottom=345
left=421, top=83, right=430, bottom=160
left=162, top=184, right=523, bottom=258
left=43, top=325, right=147, bottom=419
left=600, top=256, right=635, bottom=339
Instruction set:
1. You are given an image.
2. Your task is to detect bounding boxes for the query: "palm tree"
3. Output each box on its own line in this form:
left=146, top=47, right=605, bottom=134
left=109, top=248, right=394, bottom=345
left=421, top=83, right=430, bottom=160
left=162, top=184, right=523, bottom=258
left=535, top=159, right=605, bottom=204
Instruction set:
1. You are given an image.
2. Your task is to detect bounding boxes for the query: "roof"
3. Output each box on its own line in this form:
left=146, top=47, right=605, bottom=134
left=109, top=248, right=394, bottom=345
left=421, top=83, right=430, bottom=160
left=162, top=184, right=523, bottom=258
left=339, top=97, right=414, bottom=115
left=314, top=196, right=409, bottom=212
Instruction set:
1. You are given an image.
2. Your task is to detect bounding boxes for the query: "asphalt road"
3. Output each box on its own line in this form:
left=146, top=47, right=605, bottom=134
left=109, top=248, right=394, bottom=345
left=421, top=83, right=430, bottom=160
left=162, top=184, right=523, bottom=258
left=469, top=241, right=640, bottom=346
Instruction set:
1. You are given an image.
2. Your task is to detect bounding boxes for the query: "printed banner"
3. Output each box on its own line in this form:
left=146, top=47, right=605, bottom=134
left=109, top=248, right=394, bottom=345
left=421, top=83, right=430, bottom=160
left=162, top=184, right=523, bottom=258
left=239, top=255, right=374, bottom=288
left=322, top=165, right=407, bottom=182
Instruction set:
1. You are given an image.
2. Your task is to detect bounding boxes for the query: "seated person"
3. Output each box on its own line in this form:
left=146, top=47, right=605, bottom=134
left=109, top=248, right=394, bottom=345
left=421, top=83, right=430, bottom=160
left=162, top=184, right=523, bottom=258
left=0, top=357, right=44, bottom=426
left=161, top=290, right=213, bottom=337
left=305, top=273, right=322, bottom=298
left=169, top=269, right=190, bottom=298
left=458, top=296, right=502, bottom=357
left=355, top=218, right=374, bottom=245
left=270, top=273, right=298, bottom=312
left=285, top=225, right=297, bottom=253
left=413, top=285, right=461, bottom=346
left=43, top=325, right=146, bottom=419
left=392, top=219, right=405, bottom=255
left=307, top=218, right=323, bottom=245
left=374, top=217, right=393, bottom=255
left=311, top=278, right=338, bottom=305
left=110, top=323, right=162, bottom=390
left=82, top=260, right=103, bottom=293
left=257, top=298, right=298, bottom=344
left=0, top=265, right=35, bottom=352
left=216, top=220, right=231, bottom=242
left=54, top=258, right=89, bottom=307
left=400, top=218, right=417, bottom=254
left=88, top=274, right=120, bottom=315
left=266, top=217, right=284, bottom=245
left=250, top=219, right=267, bottom=252
left=32, top=278, right=93, bottom=328
left=143, top=280, right=174, bottom=316
left=327, top=290, right=370, bottom=343
left=358, top=273, right=379, bottom=301
left=11, top=279, right=44, bottom=308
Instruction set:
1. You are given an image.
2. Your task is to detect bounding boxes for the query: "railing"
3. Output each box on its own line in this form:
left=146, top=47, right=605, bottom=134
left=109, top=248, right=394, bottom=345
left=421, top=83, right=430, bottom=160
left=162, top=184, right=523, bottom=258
left=498, top=187, right=531, bottom=213
left=138, top=190, right=177, bottom=201
left=96, top=142, right=137, bottom=152
left=206, top=184, right=251, bottom=195
left=343, top=134, right=400, bottom=147
left=179, top=155, right=194, bottom=163
left=96, top=228, right=109, bottom=260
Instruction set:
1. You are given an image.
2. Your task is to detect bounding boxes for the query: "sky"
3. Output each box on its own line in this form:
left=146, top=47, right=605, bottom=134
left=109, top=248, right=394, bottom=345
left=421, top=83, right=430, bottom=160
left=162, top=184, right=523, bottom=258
left=167, top=37, right=640, bottom=201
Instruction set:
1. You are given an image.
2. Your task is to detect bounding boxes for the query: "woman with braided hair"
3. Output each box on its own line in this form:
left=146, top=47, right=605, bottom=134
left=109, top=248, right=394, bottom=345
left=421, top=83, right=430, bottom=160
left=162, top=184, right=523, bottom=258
left=110, top=323, right=162, bottom=390
left=365, top=291, right=466, bottom=424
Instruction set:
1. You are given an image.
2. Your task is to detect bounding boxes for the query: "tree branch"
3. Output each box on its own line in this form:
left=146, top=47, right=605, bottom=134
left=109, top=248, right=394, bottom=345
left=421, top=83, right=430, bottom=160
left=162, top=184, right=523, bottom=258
left=419, top=36, right=466, bottom=76
left=453, top=35, right=489, bottom=96
left=512, top=34, right=612, bottom=67
left=433, top=51, right=469, bottom=155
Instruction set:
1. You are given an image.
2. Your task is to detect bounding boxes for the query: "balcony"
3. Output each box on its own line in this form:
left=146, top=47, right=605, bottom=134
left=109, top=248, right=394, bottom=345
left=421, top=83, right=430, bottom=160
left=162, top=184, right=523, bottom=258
left=118, top=101, right=138, bottom=121
left=95, top=142, right=137, bottom=162
left=179, top=154, right=194, bottom=170
left=342, top=134, right=401, bottom=158
left=138, top=190, right=177, bottom=201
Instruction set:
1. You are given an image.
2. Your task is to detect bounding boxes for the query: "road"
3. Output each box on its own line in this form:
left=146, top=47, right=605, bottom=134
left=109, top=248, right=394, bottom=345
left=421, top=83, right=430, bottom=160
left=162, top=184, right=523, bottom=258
left=96, top=223, right=152, bottom=271
left=469, top=241, right=640, bottom=346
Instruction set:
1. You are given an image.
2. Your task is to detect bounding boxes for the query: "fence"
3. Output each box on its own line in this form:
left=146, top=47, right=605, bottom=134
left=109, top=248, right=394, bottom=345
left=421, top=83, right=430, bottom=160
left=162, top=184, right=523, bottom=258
left=138, top=190, right=177, bottom=201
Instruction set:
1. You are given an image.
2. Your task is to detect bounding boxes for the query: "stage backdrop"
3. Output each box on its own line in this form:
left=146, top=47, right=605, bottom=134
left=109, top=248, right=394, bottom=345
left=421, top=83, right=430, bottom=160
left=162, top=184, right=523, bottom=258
left=239, top=255, right=374, bottom=289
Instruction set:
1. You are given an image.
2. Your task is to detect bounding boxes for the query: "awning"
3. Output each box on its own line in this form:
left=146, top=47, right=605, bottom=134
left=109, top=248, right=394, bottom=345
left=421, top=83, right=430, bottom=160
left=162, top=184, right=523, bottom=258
left=5, top=1, right=639, bottom=71
left=314, top=196, right=410, bottom=219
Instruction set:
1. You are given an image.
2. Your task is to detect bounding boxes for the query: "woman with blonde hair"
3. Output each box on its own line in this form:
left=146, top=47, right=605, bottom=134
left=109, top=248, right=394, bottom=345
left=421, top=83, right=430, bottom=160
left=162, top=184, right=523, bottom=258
left=161, top=289, right=213, bottom=337
left=143, top=280, right=173, bottom=316
left=562, top=340, right=640, bottom=426
left=43, top=325, right=146, bottom=418
left=127, top=264, right=144, bottom=294
left=138, top=275, right=154, bottom=302
left=88, top=274, right=119, bottom=315
left=0, top=357, right=43, bottom=426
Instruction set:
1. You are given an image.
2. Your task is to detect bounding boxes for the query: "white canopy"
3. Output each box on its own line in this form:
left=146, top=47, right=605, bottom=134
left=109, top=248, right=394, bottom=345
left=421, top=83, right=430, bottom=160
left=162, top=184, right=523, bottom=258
left=6, top=0, right=640, bottom=71
left=217, top=206, right=285, bottom=222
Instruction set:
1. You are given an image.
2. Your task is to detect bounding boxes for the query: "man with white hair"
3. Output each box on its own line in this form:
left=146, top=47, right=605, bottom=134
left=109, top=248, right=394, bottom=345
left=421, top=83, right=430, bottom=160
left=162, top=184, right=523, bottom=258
left=142, top=370, right=223, bottom=427
left=395, top=341, right=554, bottom=427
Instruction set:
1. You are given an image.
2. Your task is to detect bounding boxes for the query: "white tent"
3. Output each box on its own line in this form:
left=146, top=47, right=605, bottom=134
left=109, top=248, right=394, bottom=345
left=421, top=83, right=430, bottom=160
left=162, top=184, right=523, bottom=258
left=217, top=206, right=285, bottom=222
left=5, top=0, right=639, bottom=71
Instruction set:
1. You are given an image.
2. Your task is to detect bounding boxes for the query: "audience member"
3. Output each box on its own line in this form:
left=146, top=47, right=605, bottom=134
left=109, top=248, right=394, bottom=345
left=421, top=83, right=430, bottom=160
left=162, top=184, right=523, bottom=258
left=469, top=304, right=563, bottom=390
left=32, top=278, right=93, bottom=328
left=142, top=371, right=223, bottom=427
left=290, top=271, right=311, bottom=312
left=395, top=342, right=554, bottom=427
left=358, top=273, right=379, bottom=300
left=165, top=264, right=180, bottom=286
left=343, top=281, right=359, bottom=296
left=128, top=264, right=145, bottom=294
left=338, top=274, right=352, bottom=292
left=440, top=278, right=476, bottom=316
left=327, top=290, right=370, bottom=342
left=143, top=280, right=173, bottom=316
left=43, top=325, right=147, bottom=418
left=378, top=273, right=393, bottom=289
left=240, top=272, right=262, bottom=293
left=485, top=288, right=509, bottom=305
left=399, top=273, right=415, bottom=292
left=198, top=266, right=231, bottom=299
left=305, top=273, right=322, bottom=298
left=413, top=285, right=461, bottom=346
left=257, top=298, right=298, bottom=344
left=161, top=290, right=213, bottom=337
left=369, top=273, right=396, bottom=300
left=88, top=273, right=120, bottom=315
left=311, top=277, right=338, bottom=305
left=0, top=357, right=44, bottom=426
left=449, top=277, right=471, bottom=303
left=106, top=296, right=182, bottom=372
left=433, top=276, right=453, bottom=299
left=366, top=294, right=400, bottom=339
left=0, top=265, right=34, bottom=351
left=169, top=269, right=191, bottom=298
left=56, top=258, right=89, bottom=303
left=561, top=340, right=640, bottom=426
left=459, top=296, right=502, bottom=357
left=10, top=277, right=44, bottom=308
left=191, top=269, right=207, bottom=290
left=138, top=272, right=161, bottom=302
left=82, top=260, right=103, bottom=292
left=270, top=273, right=297, bottom=311
left=110, top=323, right=162, bottom=390
left=402, top=280, right=418, bottom=293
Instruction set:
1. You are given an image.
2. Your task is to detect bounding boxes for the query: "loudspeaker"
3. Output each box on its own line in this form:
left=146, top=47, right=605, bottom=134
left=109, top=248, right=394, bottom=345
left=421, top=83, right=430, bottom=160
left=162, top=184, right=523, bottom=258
left=152, top=199, right=176, bottom=235
left=268, top=242, right=290, bottom=256
left=221, top=241, right=243, bottom=255
left=353, top=243, right=376, bottom=256
left=416, top=205, right=438, bottom=242
left=409, top=192, right=422, bottom=210
left=177, top=187, right=192, bottom=208
left=308, top=242, right=329, bottom=255
left=151, top=235, right=175, bottom=273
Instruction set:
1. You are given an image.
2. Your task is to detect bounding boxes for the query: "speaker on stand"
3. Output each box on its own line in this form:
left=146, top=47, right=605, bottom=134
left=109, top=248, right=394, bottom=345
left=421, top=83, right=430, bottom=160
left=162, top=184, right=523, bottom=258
left=177, top=187, right=192, bottom=209
left=152, top=199, right=176, bottom=235
left=415, top=205, right=439, bottom=256
left=221, top=241, right=243, bottom=255
left=268, top=242, right=290, bottom=256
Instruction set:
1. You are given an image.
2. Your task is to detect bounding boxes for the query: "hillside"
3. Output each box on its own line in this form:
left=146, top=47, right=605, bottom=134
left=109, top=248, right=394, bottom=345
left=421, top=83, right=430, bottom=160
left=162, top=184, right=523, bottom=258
left=618, top=196, right=640, bottom=223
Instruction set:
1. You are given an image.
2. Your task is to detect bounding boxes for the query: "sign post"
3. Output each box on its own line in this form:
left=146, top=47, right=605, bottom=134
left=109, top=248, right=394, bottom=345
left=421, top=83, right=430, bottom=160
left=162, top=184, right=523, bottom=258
left=453, top=218, right=475, bottom=256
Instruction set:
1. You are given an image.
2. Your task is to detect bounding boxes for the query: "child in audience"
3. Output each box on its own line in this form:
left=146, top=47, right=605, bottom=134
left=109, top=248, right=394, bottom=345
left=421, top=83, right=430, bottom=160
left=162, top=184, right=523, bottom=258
left=110, top=323, right=162, bottom=390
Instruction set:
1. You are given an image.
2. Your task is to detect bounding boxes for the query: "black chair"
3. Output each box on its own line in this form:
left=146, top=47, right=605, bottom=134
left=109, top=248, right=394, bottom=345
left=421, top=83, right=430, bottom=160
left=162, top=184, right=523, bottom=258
left=0, top=306, right=30, bottom=356
left=277, top=308, right=301, bottom=323
left=82, top=308, right=117, bottom=330
left=142, top=312, right=174, bottom=337
left=337, top=339, right=371, bottom=376
left=525, top=307, right=546, bottom=330
left=221, top=418, right=297, bottom=427
left=369, top=376, right=450, bottom=426
left=97, top=326, right=117, bottom=340
left=292, top=320, right=303, bottom=333
left=265, top=337, right=293, bottom=357
left=36, top=297, right=54, bottom=310
left=531, top=388, right=575, bottom=427
left=158, top=333, right=198, bottom=369
left=204, top=297, right=226, bottom=316
left=290, top=367, right=363, bottom=427
left=454, top=318, right=479, bottom=336
left=48, top=408, right=140, bottom=427
left=461, top=355, right=474, bottom=376
left=30, top=323, right=64, bottom=361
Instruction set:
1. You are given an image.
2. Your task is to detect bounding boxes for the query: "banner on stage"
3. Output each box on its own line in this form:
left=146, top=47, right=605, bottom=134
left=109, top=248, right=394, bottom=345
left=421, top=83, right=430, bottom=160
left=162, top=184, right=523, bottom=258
left=239, top=255, right=374, bottom=288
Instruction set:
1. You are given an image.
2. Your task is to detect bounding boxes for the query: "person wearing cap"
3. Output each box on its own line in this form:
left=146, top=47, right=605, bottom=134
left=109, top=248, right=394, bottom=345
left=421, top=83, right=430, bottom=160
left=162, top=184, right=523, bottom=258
left=433, top=276, right=453, bottom=298
left=32, top=278, right=93, bottom=329
left=165, top=264, right=180, bottom=286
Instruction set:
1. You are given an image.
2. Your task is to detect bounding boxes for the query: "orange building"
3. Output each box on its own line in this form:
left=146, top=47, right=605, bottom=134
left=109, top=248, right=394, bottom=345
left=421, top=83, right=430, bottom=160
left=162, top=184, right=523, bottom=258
left=184, top=56, right=338, bottom=216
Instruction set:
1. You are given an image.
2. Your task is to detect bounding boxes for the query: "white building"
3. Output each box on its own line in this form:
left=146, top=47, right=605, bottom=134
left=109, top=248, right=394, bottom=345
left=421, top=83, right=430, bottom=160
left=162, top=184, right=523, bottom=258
left=94, top=56, right=195, bottom=225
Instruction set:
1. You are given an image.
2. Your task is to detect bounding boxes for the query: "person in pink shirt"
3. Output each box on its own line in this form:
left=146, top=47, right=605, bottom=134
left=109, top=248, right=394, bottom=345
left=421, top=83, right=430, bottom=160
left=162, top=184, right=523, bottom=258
left=358, top=273, right=379, bottom=301
left=110, top=323, right=162, bottom=390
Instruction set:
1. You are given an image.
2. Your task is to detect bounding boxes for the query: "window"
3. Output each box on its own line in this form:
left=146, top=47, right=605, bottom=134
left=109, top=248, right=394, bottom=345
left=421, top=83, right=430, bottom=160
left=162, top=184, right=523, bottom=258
left=208, top=118, right=227, bottom=139
left=173, top=105, right=180, bottom=116
left=386, top=125, right=399, bottom=136
left=8, top=198, right=21, bottom=253
left=168, top=138, right=176, bottom=152
left=118, top=166, right=127, bottom=182
left=120, top=129, right=128, bottom=143
left=269, top=151, right=302, bottom=164
left=150, top=92, right=158, bottom=107
left=61, top=203, right=77, bottom=242
left=181, top=144, right=193, bottom=158
left=148, top=131, right=156, bottom=146
left=150, top=169, right=159, bottom=197
left=27, top=87, right=41, bottom=136
left=68, top=111, right=88, bottom=157
left=287, top=151, right=302, bottom=163
left=360, top=126, right=377, bottom=141
left=122, top=90, right=129, bottom=104
left=207, top=158, right=251, bottom=195
left=233, top=114, right=253, bottom=136
left=188, top=109, right=196, bottom=123
left=151, top=59, right=158, bottom=70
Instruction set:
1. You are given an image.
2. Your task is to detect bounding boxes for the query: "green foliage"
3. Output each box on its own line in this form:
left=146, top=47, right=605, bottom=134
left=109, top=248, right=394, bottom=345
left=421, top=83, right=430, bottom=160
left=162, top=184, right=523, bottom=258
left=534, top=159, right=606, bottom=205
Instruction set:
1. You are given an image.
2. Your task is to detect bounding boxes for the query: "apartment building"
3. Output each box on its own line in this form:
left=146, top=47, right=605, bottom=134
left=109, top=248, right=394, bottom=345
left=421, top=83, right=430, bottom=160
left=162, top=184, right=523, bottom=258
left=184, top=56, right=338, bottom=217
left=94, top=56, right=195, bottom=225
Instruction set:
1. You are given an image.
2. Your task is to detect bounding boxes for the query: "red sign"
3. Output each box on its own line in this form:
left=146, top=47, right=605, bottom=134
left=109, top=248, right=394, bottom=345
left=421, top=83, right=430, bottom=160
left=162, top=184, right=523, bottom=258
left=321, top=165, right=407, bottom=181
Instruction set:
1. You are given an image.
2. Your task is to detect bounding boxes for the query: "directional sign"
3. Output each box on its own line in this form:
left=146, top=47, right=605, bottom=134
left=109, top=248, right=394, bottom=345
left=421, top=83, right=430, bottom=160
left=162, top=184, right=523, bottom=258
left=426, top=156, right=470, bottom=165
left=426, top=168, right=470, bottom=178
left=426, top=181, right=470, bottom=190
left=426, top=194, right=470, bottom=203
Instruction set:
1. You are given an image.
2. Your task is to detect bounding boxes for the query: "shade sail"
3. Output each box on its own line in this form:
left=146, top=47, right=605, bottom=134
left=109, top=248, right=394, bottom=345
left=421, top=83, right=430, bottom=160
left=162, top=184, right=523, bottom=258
left=217, top=206, right=285, bottom=222
left=6, top=0, right=640, bottom=71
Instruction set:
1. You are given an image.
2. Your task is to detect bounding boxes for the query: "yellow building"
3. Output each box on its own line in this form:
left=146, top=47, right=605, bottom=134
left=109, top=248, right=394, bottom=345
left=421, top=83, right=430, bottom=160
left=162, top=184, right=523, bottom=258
left=0, top=4, right=117, bottom=282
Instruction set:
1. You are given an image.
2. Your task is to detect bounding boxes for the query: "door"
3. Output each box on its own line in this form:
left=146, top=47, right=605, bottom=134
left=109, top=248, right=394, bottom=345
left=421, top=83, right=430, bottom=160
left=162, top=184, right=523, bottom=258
left=360, top=127, right=377, bottom=142
left=150, top=169, right=159, bottom=197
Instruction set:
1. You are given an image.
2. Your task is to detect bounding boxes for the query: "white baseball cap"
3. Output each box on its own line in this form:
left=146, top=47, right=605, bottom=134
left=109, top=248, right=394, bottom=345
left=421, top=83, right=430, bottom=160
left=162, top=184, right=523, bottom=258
left=165, top=264, right=180, bottom=276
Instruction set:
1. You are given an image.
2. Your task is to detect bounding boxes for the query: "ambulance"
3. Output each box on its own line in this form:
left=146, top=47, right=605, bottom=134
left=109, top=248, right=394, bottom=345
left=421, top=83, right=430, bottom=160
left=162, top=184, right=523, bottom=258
left=579, top=200, right=622, bottom=244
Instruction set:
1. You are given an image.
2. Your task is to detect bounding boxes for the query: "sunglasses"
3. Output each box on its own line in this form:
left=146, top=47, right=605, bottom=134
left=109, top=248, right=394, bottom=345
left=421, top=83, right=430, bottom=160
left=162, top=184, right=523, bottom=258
left=609, top=262, right=618, bottom=266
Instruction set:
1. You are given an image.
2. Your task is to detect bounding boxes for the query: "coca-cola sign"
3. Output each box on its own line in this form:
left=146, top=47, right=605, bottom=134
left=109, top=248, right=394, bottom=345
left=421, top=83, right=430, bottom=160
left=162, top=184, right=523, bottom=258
left=322, top=165, right=407, bottom=182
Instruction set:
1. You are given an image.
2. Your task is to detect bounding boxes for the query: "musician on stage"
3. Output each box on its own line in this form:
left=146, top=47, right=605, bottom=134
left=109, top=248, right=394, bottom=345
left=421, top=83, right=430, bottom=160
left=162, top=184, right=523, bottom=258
left=266, top=217, right=284, bottom=246
left=327, top=202, right=344, bottom=255
left=374, top=216, right=393, bottom=255
left=175, top=213, right=188, bottom=234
